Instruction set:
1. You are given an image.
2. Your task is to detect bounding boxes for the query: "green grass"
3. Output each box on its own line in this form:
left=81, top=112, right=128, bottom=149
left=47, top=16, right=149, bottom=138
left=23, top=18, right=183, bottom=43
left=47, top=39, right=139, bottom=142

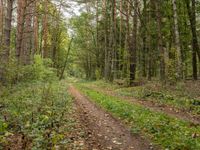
left=84, top=81, right=200, bottom=115
left=76, top=83, right=200, bottom=150
left=0, top=81, right=76, bottom=149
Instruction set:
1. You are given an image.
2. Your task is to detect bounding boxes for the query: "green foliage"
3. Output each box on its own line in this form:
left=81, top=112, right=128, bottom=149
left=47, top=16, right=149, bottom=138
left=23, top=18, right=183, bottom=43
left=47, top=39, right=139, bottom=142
left=166, top=48, right=179, bottom=83
left=76, top=84, right=200, bottom=149
left=32, top=55, right=57, bottom=82
left=16, top=55, right=57, bottom=83
left=95, top=69, right=101, bottom=80
left=0, top=81, right=74, bottom=149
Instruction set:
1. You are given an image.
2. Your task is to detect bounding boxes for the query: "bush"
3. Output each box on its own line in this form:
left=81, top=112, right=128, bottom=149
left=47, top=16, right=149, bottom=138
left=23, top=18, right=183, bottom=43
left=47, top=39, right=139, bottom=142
left=17, top=55, right=57, bottom=82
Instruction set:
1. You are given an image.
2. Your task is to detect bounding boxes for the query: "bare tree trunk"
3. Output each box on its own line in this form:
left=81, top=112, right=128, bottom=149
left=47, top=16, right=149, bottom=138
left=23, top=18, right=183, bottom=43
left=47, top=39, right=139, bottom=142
left=103, top=0, right=109, bottom=80
left=129, top=0, right=138, bottom=85
left=172, top=0, right=183, bottom=79
left=155, top=0, right=165, bottom=81
left=111, top=0, right=117, bottom=80
left=43, top=0, right=48, bottom=58
left=33, top=1, right=39, bottom=54
left=119, top=0, right=123, bottom=78
left=0, top=0, right=13, bottom=83
left=123, top=0, right=130, bottom=78
left=23, top=0, right=34, bottom=65
left=142, top=0, right=147, bottom=77
left=185, top=0, right=199, bottom=80
left=16, top=0, right=26, bottom=64
left=0, top=0, right=3, bottom=46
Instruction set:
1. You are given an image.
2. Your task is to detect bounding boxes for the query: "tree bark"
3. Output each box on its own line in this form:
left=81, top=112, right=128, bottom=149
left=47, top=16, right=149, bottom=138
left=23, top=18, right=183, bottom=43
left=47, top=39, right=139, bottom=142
left=43, top=0, right=48, bottom=58
left=16, top=0, right=26, bottom=64
left=185, top=0, right=199, bottom=80
left=0, top=0, right=13, bottom=83
left=0, top=0, right=3, bottom=46
left=155, top=0, right=165, bottom=81
left=129, top=0, right=138, bottom=85
left=172, top=0, right=183, bottom=79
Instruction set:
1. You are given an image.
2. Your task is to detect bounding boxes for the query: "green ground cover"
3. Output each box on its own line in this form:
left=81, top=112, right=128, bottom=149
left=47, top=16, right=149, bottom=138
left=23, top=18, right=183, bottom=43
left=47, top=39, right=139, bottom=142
left=85, top=80, right=200, bottom=115
left=0, top=81, right=78, bottom=149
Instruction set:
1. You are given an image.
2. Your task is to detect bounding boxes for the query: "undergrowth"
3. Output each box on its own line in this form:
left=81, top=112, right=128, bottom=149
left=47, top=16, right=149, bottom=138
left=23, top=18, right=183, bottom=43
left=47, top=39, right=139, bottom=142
left=0, top=80, right=76, bottom=149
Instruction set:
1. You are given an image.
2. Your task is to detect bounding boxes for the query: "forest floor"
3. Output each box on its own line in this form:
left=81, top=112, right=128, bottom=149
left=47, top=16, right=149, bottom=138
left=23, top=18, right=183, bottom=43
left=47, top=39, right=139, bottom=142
left=1, top=79, right=199, bottom=149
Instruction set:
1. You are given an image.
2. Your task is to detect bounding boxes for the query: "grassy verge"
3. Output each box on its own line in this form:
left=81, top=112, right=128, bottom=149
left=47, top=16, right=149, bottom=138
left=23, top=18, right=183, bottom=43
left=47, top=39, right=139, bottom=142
left=0, top=81, right=82, bottom=149
left=84, top=80, right=200, bottom=115
left=76, top=83, right=200, bottom=150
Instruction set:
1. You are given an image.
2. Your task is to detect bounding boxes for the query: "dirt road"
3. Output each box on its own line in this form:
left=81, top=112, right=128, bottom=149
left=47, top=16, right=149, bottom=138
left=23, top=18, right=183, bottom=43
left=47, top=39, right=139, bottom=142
left=69, top=85, right=155, bottom=150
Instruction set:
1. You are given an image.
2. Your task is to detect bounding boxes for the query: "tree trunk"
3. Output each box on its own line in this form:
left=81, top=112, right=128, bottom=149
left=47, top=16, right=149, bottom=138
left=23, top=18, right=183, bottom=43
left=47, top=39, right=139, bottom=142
left=103, top=0, right=109, bottom=80
left=43, top=0, right=48, bottom=58
left=185, top=0, right=199, bottom=80
left=155, top=0, right=165, bottom=81
left=129, top=0, right=138, bottom=85
left=0, top=0, right=3, bottom=46
left=172, top=0, right=182, bottom=79
left=142, top=0, right=147, bottom=77
left=23, top=0, right=34, bottom=65
left=33, top=1, right=39, bottom=54
left=0, top=0, right=13, bottom=83
left=16, top=0, right=26, bottom=64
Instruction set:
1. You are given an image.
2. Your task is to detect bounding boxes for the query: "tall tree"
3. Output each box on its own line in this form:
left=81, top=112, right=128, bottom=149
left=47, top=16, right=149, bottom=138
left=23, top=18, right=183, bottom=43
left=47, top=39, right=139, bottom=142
left=155, top=0, right=165, bottom=81
left=129, top=0, right=138, bottom=85
left=172, top=0, right=183, bottom=79
left=0, top=0, right=14, bottom=83
left=185, top=0, right=199, bottom=80
left=43, top=0, right=49, bottom=58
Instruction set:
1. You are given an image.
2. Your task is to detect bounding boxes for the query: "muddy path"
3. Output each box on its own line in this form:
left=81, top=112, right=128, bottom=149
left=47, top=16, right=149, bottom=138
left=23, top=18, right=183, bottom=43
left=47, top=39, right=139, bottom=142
left=83, top=85, right=200, bottom=125
left=69, top=85, right=155, bottom=150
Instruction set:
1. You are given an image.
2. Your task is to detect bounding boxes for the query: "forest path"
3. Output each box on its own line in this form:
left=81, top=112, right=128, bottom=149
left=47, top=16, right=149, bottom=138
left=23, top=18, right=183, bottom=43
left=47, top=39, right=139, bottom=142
left=68, top=85, right=154, bottom=150
left=84, top=85, right=200, bottom=125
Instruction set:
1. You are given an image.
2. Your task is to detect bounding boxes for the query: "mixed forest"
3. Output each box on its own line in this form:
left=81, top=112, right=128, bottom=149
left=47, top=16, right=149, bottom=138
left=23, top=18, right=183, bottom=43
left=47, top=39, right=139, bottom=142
left=0, top=0, right=200, bottom=149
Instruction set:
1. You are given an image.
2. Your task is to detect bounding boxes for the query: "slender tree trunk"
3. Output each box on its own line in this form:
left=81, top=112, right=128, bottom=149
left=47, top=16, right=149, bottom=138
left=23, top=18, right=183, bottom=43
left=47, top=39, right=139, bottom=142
left=43, top=0, right=48, bottom=58
left=33, top=1, right=39, bottom=54
left=142, top=0, right=147, bottom=77
left=129, top=0, right=138, bottom=85
left=16, top=0, right=27, bottom=64
left=0, top=0, right=3, bottom=46
left=123, top=0, right=130, bottom=78
left=119, top=0, right=124, bottom=78
left=155, top=0, right=165, bottom=81
left=23, top=0, right=34, bottom=65
left=185, top=0, right=199, bottom=80
left=172, top=0, right=183, bottom=79
left=103, top=0, right=109, bottom=80
left=59, top=38, right=73, bottom=80
left=0, top=0, right=13, bottom=83
left=111, top=0, right=117, bottom=80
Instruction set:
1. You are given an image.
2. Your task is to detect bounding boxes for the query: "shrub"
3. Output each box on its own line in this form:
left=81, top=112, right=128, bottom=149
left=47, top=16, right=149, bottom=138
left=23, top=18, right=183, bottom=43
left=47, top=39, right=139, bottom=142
left=17, top=55, right=57, bottom=82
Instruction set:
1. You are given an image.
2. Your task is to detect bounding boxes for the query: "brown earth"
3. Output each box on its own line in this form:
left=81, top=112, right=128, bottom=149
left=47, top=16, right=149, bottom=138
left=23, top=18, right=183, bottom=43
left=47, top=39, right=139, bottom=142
left=69, top=85, right=156, bottom=150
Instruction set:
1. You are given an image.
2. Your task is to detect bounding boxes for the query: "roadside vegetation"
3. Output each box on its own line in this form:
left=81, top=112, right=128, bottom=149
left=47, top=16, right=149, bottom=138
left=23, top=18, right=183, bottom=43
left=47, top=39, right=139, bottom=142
left=76, top=83, right=200, bottom=149
left=81, top=80, right=200, bottom=115
left=0, top=58, right=86, bottom=149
